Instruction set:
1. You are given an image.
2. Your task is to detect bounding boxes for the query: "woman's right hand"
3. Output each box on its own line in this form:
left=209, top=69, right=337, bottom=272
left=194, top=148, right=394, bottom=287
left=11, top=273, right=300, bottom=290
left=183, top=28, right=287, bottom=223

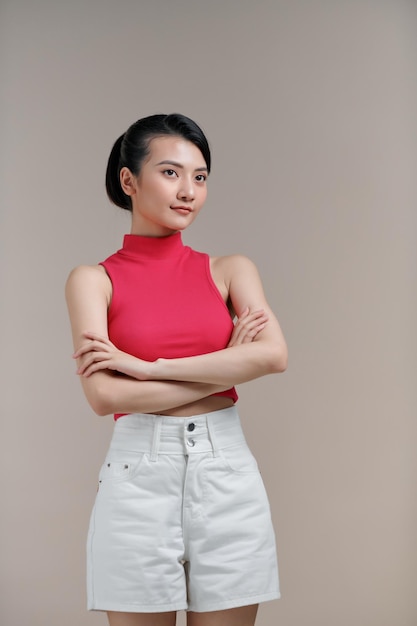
left=227, top=307, right=268, bottom=347
left=73, top=331, right=154, bottom=380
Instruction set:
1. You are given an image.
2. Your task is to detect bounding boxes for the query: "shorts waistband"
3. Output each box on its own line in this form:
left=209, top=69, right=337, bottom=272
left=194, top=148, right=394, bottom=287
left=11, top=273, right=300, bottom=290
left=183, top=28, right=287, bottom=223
left=111, top=406, right=246, bottom=461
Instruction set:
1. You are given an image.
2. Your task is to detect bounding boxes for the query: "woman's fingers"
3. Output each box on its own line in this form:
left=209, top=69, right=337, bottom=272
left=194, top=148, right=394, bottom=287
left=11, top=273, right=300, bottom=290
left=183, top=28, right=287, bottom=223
left=73, top=334, right=114, bottom=359
left=79, top=358, right=111, bottom=377
left=236, top=308, right=267, bottom=325
left=76, top=351, right=111, bottom=375
left=82, top=330, right=109, bottom=342
left=73, top=341, right=103, bottom=358
left=240, top=321, right=267, bottom=342
left=228, top=309, right=269, bottom=346
left=238, top=310, right=268, bottom=331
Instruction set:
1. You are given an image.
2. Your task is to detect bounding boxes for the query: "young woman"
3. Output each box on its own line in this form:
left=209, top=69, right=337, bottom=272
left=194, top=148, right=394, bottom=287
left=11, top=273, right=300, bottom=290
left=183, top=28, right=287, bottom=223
left=66, top=113, right=288, bottom=626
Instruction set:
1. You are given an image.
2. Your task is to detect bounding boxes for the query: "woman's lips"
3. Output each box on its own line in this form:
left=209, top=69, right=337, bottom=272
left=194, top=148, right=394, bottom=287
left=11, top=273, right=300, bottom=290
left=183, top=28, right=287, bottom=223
left=171, top=206, right=192, bottom=215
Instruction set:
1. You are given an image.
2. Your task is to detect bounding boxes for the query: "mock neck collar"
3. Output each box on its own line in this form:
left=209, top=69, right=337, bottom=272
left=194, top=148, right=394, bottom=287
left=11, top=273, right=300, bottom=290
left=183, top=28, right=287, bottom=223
left=121, top=231, right=185, bottom=260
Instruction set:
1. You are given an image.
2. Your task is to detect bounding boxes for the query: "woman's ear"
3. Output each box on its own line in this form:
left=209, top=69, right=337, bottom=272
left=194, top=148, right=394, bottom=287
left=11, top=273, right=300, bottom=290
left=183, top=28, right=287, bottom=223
left=120, top=167, right=137, bottom=197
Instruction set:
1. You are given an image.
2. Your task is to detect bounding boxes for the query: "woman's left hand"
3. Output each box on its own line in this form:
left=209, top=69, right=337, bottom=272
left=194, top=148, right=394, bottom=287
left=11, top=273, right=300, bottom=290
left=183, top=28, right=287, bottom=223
left=73, top=331, right=152, bottom=379
left=227, top=307, right=268, bottom=347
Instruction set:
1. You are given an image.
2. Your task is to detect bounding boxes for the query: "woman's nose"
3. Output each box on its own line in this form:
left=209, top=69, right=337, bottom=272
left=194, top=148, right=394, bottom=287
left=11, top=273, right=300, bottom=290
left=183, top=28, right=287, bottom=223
left=177, top=179, right=195, bottom=201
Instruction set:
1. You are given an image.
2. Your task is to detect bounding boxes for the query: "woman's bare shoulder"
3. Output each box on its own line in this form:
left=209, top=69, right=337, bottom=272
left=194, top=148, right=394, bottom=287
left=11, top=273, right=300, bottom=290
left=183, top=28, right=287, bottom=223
left=67, top=263, right=107, bottom=279
left=210, top=254, right=258, bottom=280
left=65, top=264, right=111, bottom=300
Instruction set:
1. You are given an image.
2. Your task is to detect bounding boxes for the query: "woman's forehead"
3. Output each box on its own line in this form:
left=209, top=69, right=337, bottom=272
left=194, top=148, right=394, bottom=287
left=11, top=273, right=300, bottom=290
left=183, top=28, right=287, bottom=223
left=146, top=135, right=206, bottom=168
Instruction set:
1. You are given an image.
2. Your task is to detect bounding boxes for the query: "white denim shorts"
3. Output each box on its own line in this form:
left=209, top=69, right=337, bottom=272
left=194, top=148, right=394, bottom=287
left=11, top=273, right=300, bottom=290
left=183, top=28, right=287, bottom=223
left=87, top=406, right=280, bottom=613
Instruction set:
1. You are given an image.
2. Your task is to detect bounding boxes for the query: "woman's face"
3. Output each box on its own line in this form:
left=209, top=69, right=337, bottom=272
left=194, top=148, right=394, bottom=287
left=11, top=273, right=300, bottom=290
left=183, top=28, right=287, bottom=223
left=121, top=135, right=208, bottom=237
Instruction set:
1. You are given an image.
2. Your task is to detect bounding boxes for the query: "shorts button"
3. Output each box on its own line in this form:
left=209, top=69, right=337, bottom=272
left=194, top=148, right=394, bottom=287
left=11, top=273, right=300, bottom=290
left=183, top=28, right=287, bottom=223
left=187, top=439, right=196, bottom=447
left=187, top=422, right=196, bottom=432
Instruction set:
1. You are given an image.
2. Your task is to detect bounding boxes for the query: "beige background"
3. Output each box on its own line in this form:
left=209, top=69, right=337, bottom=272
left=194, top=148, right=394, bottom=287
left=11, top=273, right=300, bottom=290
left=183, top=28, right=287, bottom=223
left=1, top=1, right=416, bottom=625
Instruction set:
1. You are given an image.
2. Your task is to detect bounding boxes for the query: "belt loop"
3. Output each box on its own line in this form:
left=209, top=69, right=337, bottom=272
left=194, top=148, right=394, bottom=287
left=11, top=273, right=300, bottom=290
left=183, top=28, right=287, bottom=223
left=206, top=414, right=219, bottom=457
left=150, top=416, right=163, bottom=461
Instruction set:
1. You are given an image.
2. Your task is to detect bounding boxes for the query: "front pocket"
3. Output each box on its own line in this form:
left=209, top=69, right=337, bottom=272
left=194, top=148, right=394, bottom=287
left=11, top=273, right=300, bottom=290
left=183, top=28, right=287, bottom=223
left=220, top=443, right=260, bottom=474
left=98, top=451, right=145, bottom=484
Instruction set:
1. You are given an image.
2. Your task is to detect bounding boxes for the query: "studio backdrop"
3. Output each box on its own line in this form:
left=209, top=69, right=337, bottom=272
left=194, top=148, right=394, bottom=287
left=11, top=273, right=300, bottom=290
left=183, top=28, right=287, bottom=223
left=1, top=1, right=416, bottom=625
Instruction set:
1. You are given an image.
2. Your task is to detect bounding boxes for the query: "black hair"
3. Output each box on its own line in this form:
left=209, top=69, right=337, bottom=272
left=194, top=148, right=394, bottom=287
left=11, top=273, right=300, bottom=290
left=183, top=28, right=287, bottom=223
left=105, top=113, right=211, bottom=211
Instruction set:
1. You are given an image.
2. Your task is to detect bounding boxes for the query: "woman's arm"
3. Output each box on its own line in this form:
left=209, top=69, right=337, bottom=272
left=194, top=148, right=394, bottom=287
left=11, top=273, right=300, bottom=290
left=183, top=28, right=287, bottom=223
left=73, top=255, right=288, bottom=387
left=65, top=265, right=231, bottom=416
left=77, top=372, right=229, bottom=417
left=154, top=254, right=288, bottom=384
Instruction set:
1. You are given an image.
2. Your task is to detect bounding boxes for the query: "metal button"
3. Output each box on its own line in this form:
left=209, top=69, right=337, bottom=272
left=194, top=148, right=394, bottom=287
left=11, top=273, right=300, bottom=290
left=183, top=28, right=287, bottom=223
left=187, top=439, right=196, bottom=447
left=187, top=422, right=196, bottom=432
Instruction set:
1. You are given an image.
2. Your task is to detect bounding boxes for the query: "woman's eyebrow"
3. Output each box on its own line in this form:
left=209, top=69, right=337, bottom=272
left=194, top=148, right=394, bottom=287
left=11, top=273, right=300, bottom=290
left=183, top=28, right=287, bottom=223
left=156, top=160, right=208, bottom=172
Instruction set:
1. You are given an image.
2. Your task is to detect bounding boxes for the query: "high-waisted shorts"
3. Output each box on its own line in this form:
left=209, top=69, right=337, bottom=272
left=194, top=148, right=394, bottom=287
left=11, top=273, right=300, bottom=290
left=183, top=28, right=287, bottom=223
left=87, top=406, right=280, bottom=613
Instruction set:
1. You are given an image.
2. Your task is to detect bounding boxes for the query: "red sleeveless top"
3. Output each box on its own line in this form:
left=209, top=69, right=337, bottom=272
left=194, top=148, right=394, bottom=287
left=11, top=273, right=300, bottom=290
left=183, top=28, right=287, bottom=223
left=100, top=233, right=238, bottom=419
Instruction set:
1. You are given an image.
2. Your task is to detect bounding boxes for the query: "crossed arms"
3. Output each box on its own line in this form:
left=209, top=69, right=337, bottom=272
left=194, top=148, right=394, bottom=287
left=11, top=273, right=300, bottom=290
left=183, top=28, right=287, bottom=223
left=66, top=254, right=288, bottom=416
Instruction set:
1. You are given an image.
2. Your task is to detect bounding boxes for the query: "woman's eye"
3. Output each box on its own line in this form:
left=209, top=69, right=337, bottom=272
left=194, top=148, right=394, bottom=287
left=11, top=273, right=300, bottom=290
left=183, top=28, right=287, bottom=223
left=163, top=169, right=177, bottom=177
left=195, top=174, right=207, bottom=182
